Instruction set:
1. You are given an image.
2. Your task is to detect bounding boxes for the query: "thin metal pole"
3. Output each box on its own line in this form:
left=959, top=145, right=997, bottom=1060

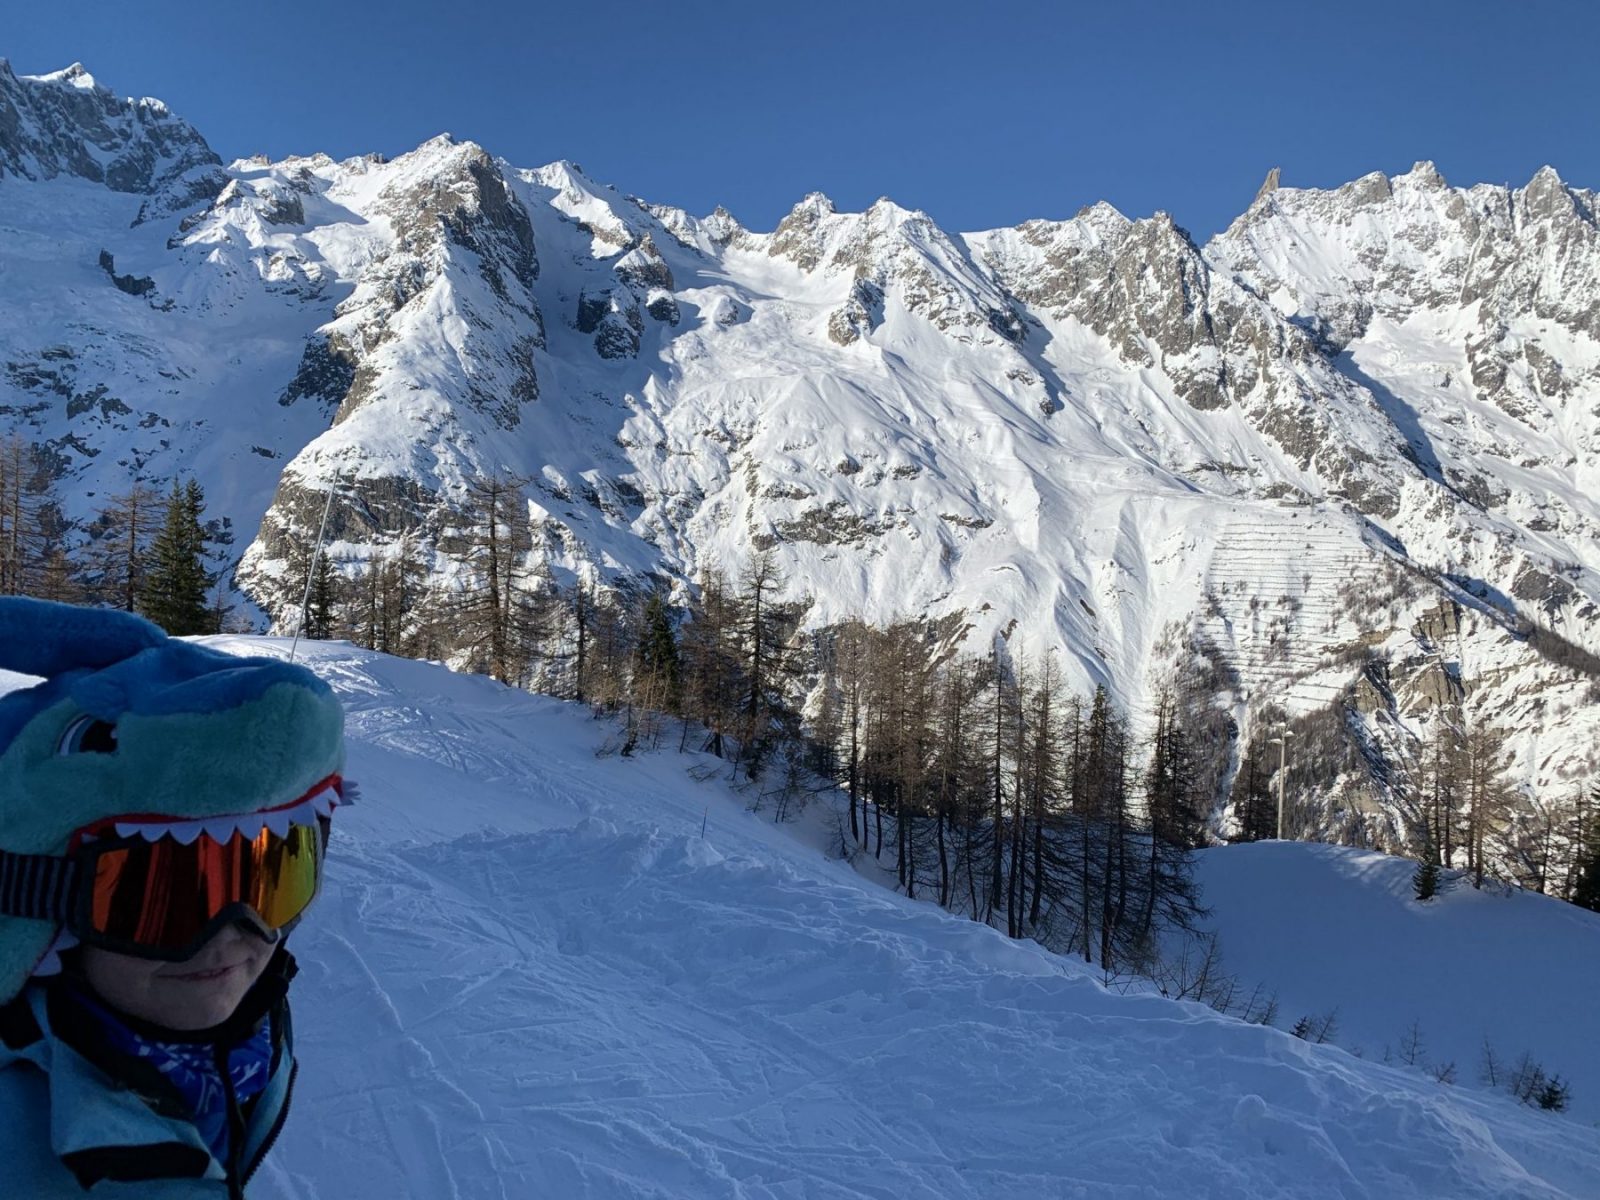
left=290, top=475, right=341, bottom=662
left=1277, top=738, right=1286, bottom=840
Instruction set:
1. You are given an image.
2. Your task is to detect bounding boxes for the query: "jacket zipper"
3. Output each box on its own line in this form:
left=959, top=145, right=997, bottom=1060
left=217, top=1043, right=247, bottom=1200
left=242, top=1057, right=298, bottom=1190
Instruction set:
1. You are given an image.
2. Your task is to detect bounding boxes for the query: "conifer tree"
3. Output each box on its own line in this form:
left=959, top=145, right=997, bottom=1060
left=304, top=547, right=336, bottom=640
left=679, top=568, right=743, bottom=757
left=0, top=435, right=34, bottom=596
left=1413, top=834, right=1441, bottom=902
left=1147, top=690, right=1206, bottom=851
left=447, top=472, right=533, bottom=685
left=0, top=435, right=75, bottom=599
left=635, top=591, right=681, bottom=712
left=1571, top=784, right=1600, bottom=913
left=834, top=619, right=871, bottom=845
left=1232, top=738, right=1277, bottom=842
left=1421, top=716, right=1466, bottom=866
left=140, top=477, right=216, bottom=635
left=91, top=482, right=160, bottom=611
left=1461, top=721, right=1514, bottom=889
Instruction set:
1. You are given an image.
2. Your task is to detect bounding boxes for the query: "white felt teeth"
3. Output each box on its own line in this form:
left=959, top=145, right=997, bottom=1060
left=32, top=930, right=79, bottom=979
left=110, top=784, right=338, bottom=844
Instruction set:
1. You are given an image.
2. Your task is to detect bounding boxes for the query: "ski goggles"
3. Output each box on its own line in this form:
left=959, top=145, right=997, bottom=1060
left=0, top=776, right=349, bottom=962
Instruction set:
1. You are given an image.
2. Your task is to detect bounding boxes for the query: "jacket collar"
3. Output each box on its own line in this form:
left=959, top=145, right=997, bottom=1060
left=0, top=948, right=296, bottom=1189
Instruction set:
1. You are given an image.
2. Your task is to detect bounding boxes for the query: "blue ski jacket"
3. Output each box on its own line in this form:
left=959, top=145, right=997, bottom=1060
left=0, top=952, right=297, bottom=1198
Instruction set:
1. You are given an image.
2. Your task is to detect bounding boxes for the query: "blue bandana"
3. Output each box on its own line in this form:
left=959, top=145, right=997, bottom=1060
left=70, top=989, right=274, bottom=1165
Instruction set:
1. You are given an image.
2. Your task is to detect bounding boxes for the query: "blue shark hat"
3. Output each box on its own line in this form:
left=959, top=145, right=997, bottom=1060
left=0, top=598, right=346, bottom=1003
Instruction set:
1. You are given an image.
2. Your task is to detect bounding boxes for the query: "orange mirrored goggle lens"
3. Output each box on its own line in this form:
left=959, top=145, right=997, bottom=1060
left=88, top=819, right=326, bottom=953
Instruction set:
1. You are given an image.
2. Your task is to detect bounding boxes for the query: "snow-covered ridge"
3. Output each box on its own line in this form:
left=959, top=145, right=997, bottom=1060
left=2, top=65, right=1599, bottom=843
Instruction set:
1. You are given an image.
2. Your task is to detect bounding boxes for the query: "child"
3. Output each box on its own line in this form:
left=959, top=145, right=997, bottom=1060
left=0, top=598, right=347, bottom=1197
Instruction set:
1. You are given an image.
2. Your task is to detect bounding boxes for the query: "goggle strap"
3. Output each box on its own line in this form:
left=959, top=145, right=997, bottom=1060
left=0, top=849, right=80, bottom=923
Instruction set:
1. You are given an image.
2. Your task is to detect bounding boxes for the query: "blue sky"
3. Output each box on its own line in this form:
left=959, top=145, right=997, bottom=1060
left=4, top=0, right=1594, bottom=238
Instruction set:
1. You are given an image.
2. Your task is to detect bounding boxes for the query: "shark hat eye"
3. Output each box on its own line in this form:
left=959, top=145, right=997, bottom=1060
left=58, top=715, right=118, bottom=755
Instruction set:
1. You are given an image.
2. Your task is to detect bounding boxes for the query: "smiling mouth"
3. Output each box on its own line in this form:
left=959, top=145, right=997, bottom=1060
left=161, top=962, right=242, bottom=983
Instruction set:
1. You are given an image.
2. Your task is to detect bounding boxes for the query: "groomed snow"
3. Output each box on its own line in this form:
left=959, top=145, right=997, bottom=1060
left=139, top=638, right=1597, bottom=1200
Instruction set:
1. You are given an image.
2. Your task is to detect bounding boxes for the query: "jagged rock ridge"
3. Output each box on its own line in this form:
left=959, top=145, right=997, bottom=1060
left=2, top=65, right=1599, bottom=848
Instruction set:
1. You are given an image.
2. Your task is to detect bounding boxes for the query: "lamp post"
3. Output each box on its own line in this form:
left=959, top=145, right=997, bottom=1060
left=1268, top=731, right=1294, bottom=840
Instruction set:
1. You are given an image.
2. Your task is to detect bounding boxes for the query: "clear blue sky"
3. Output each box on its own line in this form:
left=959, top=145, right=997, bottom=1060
left=4, top=0, right=1594, bottom=239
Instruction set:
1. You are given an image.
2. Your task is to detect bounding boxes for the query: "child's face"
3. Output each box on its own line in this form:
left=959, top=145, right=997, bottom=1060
left=79, top=923, right=277, bottom=1031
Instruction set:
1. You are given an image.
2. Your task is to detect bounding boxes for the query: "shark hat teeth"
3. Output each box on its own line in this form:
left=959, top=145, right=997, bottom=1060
left=31, top=930, right=79, bottom=979
left=101, top=779, right=347, bottom=846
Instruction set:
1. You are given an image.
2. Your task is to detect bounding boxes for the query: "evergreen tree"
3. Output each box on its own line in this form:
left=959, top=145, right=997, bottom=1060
left=1413, top=836, right=1441, bottom=902
left=445, top=472, right=534, bottom=685
left=1147, top=690, right=1206, bottom=851
left=634, top=591, right=681, bottom=711
left=1571, top=784, right=1600, bottom=913
left=1232, top=738, right=1277, bottom=842
left=304, top=547, right=336, bottom=640
left=140, top=477, right=216, bottom=635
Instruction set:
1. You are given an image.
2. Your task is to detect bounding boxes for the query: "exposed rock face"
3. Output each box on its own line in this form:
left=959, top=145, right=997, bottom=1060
left=769, top=192, right=836, bottom=270
left=278, top=338, right=358, bottom=410
left=326, top=138, right=542, bottom=430
left=97, top=249, right=155, bottom=296
left=613, top=235, right=673, bottom=292
left=827, top=279, right=884, bottom=346
left=973, top=206, right=1405, bottom=515
left=0, top=61, right=219, bottom=194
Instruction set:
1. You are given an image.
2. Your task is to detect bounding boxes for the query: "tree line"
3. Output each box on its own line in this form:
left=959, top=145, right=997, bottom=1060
left=18, top=458, right=1600, bottom=923
left=278, top=476, right=1213, bottom=966
left=808, top=621, right=1209, bottom=968
left=0, top=446, right=231, bottom=636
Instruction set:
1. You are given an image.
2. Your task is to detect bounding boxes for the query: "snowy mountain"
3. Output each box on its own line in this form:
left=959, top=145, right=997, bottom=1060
left=120, top=639, right=1600, bottom=1198
left=3, top=62, right=1599, bottom=846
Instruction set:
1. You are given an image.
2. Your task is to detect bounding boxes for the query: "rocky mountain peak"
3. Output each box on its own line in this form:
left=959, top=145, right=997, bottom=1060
left=1252, top=166, right=1282, bottom=205
left=31, top=62, right=103, bottom=92
left=0, top=60, right=220, bottom=196
left=1519, top=164, right=1578, bottom=223
left=701, top=204, right=747, bottom=246
left=768, top=192, right=839, bottom=269
left=1397, top=159, right=1449, bottom=191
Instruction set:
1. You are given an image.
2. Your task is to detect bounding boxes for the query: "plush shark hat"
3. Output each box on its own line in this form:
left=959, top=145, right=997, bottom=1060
left=0, top=598, right=345, bottom=1003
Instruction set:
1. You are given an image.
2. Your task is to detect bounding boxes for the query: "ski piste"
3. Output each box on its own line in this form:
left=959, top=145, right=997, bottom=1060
left=52, top=636, right=1579, bottom=1200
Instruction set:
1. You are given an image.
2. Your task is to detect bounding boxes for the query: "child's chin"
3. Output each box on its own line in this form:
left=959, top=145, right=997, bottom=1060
left=154, top=978, right=249, bottom=1029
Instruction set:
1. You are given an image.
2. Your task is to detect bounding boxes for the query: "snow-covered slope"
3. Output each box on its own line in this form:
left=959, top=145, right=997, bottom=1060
left=130, top=639, right=1589, bottom=1199
left=1194, top=842, right=1600, bottom=1123
left=4, top=63, right=1600, bottom=847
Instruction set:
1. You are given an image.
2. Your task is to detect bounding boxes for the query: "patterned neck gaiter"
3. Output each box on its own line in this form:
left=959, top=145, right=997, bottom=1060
left=70, top=989, right=275, bottom=1165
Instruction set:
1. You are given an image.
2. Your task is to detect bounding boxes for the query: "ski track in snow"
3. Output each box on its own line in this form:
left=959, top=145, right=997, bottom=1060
left=177, top=639, right=1600, bottom=1200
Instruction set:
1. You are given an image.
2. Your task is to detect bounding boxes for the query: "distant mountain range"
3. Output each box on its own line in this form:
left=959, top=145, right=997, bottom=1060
left=3, top=59, right=1597, bottom=842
